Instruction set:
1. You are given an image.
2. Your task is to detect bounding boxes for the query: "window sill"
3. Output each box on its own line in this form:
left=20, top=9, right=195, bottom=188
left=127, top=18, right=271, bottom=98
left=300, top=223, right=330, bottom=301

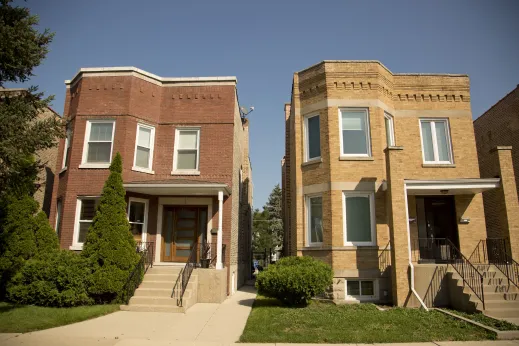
left=79, top=163, right=110, bottom=169
left=132, top=166, right=155, bottom=174
left=59, top=167, right=68, bottom=174
left=301, top=245, right=328, bottom=251
left=171, top=171, right=200, bottom=176
left=333, top=245, right=379, bottom=250
left=301, top=158, right=322, bottom=167
left=339, top=156, right=374, bottom=161
left=69, top=244, right=83, bottom=251
left=422, top=163, right=456, bottom=168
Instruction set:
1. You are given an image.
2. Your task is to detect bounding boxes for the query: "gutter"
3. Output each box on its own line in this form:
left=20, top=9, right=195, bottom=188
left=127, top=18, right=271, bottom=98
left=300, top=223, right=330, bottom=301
left=404, top=185, right=429, bottom=311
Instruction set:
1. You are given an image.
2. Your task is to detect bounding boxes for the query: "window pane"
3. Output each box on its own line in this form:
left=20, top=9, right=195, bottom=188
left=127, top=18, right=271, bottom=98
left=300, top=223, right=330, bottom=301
left=80, top=199, right=98, bottom=220
left=135, top=146, right=150, bottom=168
left=175, top=249, right=191, bottom=257
left=346, top=196, right=372, bottom=242
left=177, top=219, right=195, bottom=228
left=137, top=127, right=151, bottom=148
left=361, top=281, right=374, bottom=296
left=130, top=223, right=143, bottom=241
left=129, top=202, right=145, bottom=223
left=178, top=131, right=198, bottom=149
left=307, top=116, right=321, bottom=159
left=342, top=111, right=368, bottom=155
left=78, top=221, right=90, bottom=243
left=309, top=197, right=323, bottom=243
left=347, top=281, right=360, bottom=296
left=55, top=200, right=62, bottom=235
left=177, top=150, right=197, bottom=170
left=385, top=116, right=394, bottom=146
left=435, top=121, right=450, bottom=161
left=87, top=142, right=111, bottom=163
left=89, top=123, right=113, bottom=141
left=421, top=122, right=435, bottom=161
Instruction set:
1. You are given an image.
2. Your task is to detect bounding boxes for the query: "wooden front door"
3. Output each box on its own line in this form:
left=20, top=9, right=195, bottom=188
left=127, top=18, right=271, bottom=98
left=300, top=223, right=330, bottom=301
left=161, top=206, right=206, bottom=262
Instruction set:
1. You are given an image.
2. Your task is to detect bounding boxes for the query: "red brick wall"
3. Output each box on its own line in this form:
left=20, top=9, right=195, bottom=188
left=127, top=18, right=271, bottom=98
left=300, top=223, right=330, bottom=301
left=49, top=73, right=238, bottom=254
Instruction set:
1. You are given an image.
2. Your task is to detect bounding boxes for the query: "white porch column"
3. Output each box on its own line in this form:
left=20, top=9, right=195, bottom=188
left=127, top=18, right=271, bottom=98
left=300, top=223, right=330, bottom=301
left=216, top=190, right=224, bottom=270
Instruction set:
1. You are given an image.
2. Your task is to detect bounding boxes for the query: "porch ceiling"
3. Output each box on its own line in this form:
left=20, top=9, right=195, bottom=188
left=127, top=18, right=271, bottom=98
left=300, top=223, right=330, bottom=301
left=404, top=178, right=500, bottom=195
left=123, top=179, right=231, bottom=196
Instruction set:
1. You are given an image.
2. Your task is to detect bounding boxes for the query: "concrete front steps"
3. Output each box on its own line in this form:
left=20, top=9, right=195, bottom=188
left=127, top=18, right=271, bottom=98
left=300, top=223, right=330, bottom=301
left=120, top=265, right=199, bottom=313
left=448, top=264, right=519, bottom=321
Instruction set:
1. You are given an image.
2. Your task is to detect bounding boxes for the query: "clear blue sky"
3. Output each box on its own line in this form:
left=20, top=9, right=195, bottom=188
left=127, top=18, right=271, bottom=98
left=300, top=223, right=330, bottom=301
left=11, top=0, right=519, bottom=209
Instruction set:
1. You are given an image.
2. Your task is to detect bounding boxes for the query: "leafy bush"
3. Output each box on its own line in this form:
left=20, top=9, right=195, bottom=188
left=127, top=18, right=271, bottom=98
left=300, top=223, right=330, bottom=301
left=7, top=250, right=92, bottom=307
left=81, top=153, right=139, bottom=303
left=256, top=256, right=333, bottom=306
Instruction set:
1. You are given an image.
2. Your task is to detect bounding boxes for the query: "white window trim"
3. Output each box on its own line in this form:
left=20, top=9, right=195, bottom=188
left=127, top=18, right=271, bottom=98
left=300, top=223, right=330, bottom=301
left=339, top=108, right=372, bottom=157
left=418, top=118, right=454, bottom=164
left=303, top=113, right=321, bottom=162
left=79, top=120, right=116, bottom=169
left=384, top=112, right=395, bottom=147
left=127, top=197, right=149, bottom=244
left=345, top=279, right=379, bottom=301
left=342, top=191, right=376, bottom=246
left=62, top=125, right=72, bottom=170
left=172, top=127, right=201, bottom=175
left=306, top=194, right=323, bottom=246
left=132, top=123, right=155, bottom=174
left=71, top=196, right=100, bottom=250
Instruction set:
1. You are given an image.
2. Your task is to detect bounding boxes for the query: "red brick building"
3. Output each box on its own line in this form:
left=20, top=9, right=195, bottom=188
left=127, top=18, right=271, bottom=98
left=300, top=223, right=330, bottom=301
left=49, top=67, right=253, bottom=298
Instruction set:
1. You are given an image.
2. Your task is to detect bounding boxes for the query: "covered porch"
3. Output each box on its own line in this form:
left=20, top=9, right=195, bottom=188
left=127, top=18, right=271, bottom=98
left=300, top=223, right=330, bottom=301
left=123, top=179, right=231, bottom=269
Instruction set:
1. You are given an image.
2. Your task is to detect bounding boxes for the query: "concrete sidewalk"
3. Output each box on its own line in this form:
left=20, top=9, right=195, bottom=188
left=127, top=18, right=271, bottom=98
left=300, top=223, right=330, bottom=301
left=1, top=285, right=257, bottom=346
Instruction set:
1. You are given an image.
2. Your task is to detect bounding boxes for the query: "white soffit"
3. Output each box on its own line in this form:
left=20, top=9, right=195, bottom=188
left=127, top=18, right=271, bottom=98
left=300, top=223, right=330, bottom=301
left=405, top=178, right=500, bottom=195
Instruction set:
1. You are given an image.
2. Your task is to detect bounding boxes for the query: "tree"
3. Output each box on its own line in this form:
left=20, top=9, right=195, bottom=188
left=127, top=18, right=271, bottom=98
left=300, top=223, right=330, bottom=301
left=0, top=0, right=62, bottom=198
left=0, top=194, right=59, bottom=296
left=252, top=184, right=284, bottom=251
left=81, top=153, right=139, bottom=303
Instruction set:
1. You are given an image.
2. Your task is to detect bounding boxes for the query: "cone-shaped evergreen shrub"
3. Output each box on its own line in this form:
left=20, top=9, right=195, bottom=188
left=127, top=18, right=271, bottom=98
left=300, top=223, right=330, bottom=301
left=81, top=153, right=139, bottom=303
left=0, top=195, right=60, bottom=296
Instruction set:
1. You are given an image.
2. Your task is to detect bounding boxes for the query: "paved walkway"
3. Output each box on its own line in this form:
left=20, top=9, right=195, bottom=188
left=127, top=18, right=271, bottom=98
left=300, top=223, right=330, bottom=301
left=0, top=286, right=257, bottom=346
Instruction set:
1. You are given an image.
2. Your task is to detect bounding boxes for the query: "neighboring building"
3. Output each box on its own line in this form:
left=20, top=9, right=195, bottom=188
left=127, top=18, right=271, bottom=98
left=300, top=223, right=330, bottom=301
left=0, top=87, right=60, bottom=216
left=474, top=86, right=519, bottom=257
left=282, top=61, right=519, bottom=316
left=49, top=67, right=253, bottom=305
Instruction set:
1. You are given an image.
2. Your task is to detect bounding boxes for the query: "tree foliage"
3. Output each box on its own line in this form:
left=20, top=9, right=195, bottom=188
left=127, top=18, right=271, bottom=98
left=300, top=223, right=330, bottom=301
left=252, top=184, right=283, bottom=251
left=81, top=153, right=139, bottom=303
left=0, top=0, right=62, bottom=198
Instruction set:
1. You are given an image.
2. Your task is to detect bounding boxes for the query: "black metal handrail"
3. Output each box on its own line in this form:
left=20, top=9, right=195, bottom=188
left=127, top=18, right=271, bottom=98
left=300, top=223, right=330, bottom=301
left=412, top=238, right=485, bottom=309
left=470, top=238, right=519, bottom=290
left=121, top=241, right=154, bottom=304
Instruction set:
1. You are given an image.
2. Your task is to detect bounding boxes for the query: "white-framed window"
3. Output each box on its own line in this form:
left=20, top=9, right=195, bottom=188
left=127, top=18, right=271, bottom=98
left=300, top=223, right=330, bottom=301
left=343, top=192, right=376, bottom=246
left=345, top=279, right=378, bottom=301
left=80, top=120, right=115, bottom=168
left=304, top=114, right=321, bottom=162
left=55, top=198, right=63, bottom=236
left=419, top=119, right=453, bottom=164
left=384, top=112, right=395, bottom=147
left=72, top=197, right=100, bottom=250
left=132, top=123, right=155, bottom=173
left=306, top=195, right=323, bottom=246
left=127, top=197, right=148, bottom=243
left=172, top=127, right=200, bottom=174
left=339, top=108, right=371, bottom=157
left=62, top=124, right=72, bottom=170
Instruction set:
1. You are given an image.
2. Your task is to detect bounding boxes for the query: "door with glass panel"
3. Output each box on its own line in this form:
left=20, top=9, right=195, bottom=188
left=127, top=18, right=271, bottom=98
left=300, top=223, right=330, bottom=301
left=161, top=206, right=207, bottom=262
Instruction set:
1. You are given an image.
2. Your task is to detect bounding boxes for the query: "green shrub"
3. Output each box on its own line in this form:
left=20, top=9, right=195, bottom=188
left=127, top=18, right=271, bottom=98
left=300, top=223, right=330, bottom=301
left=81, top=153, right=139, bottom=303
left=256, top=256, right=333, bottom=306
left=7, top=250, right=92, bottom=307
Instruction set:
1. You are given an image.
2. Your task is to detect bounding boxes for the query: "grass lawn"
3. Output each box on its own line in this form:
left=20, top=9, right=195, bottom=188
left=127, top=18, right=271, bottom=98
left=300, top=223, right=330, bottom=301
left=0, top=302, right=119, bottom=333
left=240, top=297, right=495, bottom=343
left=444, top=309, right=519, bottom=331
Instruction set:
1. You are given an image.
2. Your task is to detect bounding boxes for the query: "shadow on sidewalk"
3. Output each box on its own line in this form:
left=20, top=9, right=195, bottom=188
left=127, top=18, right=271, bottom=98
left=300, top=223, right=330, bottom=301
left=235, top=285, right=257, bottom=306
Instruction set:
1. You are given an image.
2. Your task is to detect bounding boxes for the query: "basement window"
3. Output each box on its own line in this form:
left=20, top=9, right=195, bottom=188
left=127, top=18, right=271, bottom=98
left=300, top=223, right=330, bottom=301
left=346, top=279, right=378, bottom=301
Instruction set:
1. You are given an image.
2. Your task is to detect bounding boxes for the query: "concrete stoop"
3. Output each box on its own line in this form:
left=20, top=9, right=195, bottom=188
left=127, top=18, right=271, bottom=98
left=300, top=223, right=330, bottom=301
left=120, top=265, right=198, bottom=313
left=447, top=265, right=519, bottom=321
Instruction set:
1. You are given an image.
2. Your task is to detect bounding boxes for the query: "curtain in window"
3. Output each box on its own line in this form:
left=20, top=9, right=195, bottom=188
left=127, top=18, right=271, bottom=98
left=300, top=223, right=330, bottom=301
left=136, top=127, right=151, bottom=168
left=87, top=123, right=113, bottom=163
left=310, top=197, right=323, bottom=243
left=435, top=121, right=449, bottom=161
left=342, top=110, right=368, bottom=155
left=420, top=122, right=435, bottom=161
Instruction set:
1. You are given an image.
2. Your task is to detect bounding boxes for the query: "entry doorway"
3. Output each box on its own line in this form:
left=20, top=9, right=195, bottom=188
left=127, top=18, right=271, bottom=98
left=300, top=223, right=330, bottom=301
left=161, top=206, right=208, bottom=262
left=416, top=196, right=459, bottom=262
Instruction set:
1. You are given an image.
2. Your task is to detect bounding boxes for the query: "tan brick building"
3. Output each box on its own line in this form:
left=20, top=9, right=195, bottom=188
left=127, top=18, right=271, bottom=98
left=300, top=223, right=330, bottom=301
left=282, top=61, right=519, bottom=315
left=474, top=86, right=519, bottom=260
left=49, top=67, right=253, bottom=305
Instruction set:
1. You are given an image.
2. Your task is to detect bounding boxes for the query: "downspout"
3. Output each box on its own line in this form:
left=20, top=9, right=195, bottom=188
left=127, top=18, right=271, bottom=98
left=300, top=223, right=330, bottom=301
left=404, top=184, right=428, bottom=311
